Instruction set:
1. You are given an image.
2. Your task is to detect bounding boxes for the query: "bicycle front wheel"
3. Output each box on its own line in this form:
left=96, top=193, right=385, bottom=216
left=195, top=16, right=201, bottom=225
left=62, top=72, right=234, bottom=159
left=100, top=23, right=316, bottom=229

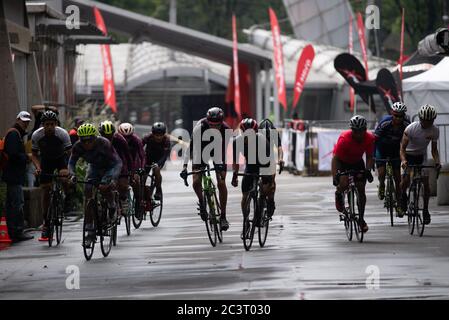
left=204, top=193, right=217, bottom=247
left=83, top=200, right=97, bottom=261
left=55, top=195, right=64, bottom=245
left=258, top=198, right=269, bottom=247
left=352, top=188, right=364, bottom=243
left=100, top=207, right=113, bottom=257
left=407, top=188, right=415, bottom=235
left=415, top=181, right=426, bottom=237
left=243, top=195, right=256, bottom=251
left=387, top=177, right=395, bottom=227
left=345, top=192, right=353, bottom=241
left=213, top=191, right=222, bottom=243
left=150, top=189, right=163, bottom=227
left=132, top=191, right=143, bottom=229
left=47, top=202, right=55, bottom=247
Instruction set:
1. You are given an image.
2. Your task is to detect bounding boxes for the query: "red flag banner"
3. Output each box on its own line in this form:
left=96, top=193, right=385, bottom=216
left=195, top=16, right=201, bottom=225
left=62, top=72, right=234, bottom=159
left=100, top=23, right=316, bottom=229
left=399, top=7, right=405, bottom=97
left=356, top=12, right=369, bottom=78
left=349, top=13, right=355, bottom=111
left=94, top=6, right=117, bottom=113
left=232, top=14, right=241, bottom=119
left=269, top=8, right=287, bottom=111
left=292, top=44, right=315, bottom=110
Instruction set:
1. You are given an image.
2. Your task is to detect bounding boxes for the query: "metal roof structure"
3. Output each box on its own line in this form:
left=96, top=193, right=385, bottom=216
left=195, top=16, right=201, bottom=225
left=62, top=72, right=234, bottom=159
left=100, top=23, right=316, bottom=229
left=62, top=0, right=272, bottom=67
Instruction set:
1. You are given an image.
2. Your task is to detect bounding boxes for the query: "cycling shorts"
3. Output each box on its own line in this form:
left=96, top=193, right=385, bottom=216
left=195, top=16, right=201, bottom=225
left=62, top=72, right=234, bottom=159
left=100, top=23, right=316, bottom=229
left=242, top=174, right=274, bottom=193
left=401, top=154, right=426, bottom=176
left=375, top=148, right=401, bottom=170
left=40, top=156, right=68, bottom=184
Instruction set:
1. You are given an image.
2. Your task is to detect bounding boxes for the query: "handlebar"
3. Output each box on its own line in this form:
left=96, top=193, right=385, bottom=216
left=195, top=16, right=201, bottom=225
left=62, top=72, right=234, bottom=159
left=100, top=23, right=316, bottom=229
left=375, top=158, right=401, bottom=162
left=336, top=170, right=367, bottom=177
left=180, top=167, right=216, bottom=187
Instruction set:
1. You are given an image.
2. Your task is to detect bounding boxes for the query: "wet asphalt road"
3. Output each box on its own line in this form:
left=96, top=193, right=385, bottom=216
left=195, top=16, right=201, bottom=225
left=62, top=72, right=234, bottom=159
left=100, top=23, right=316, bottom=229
left=1, top=163, right=449, bottom=300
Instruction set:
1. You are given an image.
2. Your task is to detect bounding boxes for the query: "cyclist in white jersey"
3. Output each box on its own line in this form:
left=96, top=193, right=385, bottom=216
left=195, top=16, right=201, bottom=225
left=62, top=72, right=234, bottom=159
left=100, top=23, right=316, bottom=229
left=400, top=104, right=441, bottom=224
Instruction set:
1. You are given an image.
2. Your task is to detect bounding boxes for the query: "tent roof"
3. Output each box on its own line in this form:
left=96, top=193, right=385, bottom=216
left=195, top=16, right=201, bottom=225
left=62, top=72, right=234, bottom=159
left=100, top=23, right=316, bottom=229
left=403, top=57, right=449, bottom=91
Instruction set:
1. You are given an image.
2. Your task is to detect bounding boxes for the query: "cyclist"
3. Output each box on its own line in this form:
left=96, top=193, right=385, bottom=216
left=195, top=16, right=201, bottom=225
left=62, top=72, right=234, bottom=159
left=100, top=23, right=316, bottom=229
left=69, top=118, right=84, bottom=145
left=68, top=123, right=122, bottom=244
left=180, top=107, right=231, bottom=231
left=118, top=123, right=145, bottom=211
left=374, top=101, right=410, bottom=216
left=400, top=104, right=441, bottom=224
left=256, top=118, right=284, bottom=218
left=142, top=122, right=171, bottom=200
left=232, top=118, right=276, bottom=230
left=99, top=120, right=132, bottom=202
left=332, top=115, right=375, bottom=233
left=30, top=111, right=72, bottom=241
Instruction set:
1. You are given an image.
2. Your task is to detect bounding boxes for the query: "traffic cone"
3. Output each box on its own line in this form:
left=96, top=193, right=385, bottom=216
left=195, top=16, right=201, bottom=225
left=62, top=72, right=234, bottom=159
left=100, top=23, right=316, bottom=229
left=0, top=216, right=12, bottom=244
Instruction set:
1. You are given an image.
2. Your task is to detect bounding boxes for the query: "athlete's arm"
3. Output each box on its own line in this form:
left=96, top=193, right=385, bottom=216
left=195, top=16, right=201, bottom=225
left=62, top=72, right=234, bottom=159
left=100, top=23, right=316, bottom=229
left=400, top=132, right=409, bottom=166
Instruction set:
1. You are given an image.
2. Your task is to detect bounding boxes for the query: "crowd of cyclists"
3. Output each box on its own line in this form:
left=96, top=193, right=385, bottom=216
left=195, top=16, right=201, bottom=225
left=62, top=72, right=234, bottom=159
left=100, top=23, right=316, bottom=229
left=15, top=101, right=442, bottom=248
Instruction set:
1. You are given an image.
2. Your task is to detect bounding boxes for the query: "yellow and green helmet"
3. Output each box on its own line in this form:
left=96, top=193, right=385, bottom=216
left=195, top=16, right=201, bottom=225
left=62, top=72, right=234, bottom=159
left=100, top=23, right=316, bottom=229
left=77, top=123, right=98, bottom=138
left=99, top=120, right=115, bottom=135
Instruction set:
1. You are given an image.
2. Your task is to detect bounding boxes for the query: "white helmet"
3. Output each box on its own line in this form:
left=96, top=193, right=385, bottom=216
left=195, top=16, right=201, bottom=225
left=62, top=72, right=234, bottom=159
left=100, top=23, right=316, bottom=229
left=349, top=115, right=367, bottom=130
left=118, top=123, right=134, bottom=136
left=391, top=101, right=407, bottom=113
left=418, top=104, right=437, bottom=121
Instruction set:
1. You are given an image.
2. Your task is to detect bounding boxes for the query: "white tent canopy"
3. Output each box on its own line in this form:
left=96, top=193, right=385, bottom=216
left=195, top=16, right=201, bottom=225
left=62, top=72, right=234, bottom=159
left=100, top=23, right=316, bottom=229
left=403, top=57, right=449, bottom=122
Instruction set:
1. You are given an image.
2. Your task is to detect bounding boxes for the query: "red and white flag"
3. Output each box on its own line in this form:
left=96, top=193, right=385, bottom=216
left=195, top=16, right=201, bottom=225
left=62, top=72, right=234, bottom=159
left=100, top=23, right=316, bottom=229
left=356, top=12, right=369, bottom=78
left=232, top=14, right=241, bottom=119
left=94, top=6, right=117, bottom=113
left=349, top=13, right=355, bottom=111
left=269, top=8, right=287, bottom=111
left=292, top=44, right=315, bottom=110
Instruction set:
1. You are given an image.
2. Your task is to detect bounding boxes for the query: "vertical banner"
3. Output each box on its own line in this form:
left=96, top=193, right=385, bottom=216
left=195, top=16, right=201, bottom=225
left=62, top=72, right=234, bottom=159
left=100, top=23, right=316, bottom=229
left=399, top=7, right=405, bottom=99
left=94, top=7, right=117, bottom=113
left=318, top=130, right=342, bottom=171
left=349, top=14, right=355, bottom=111
left=269, top=8, right=287, bottom=111
left=356, top=12, right=369, bottom=78
left=292, top=44, right=315, bottom=110
left=232, top=14, right=241, bottom=119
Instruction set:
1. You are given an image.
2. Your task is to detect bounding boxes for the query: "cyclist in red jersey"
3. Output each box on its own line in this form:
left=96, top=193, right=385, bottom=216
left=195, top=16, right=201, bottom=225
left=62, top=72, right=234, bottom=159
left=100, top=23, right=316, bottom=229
left=331, top=115, right=375, bottom=233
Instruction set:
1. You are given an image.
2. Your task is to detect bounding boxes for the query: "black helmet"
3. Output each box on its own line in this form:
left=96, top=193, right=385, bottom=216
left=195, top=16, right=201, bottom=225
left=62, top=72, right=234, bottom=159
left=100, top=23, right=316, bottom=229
left=259, top=118, right=275, bottom=130
left=152, top=122, right=167, bottom=134
left=41, top=110, right=58, bottom=123
left=206, top=107, right=224, bottom=124
left=239, top=118, right=258, bottom=132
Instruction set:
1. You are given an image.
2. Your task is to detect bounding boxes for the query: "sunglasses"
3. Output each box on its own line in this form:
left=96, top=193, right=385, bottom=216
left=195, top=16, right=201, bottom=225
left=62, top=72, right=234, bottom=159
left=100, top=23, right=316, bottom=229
left=393, top=114, right=404, bottom=118
left=80, top=138, right=95, bottom=145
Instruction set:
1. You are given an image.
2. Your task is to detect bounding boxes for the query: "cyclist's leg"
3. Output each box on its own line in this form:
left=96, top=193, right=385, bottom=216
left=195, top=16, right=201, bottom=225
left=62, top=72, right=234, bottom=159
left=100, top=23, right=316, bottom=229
left=84, top=165, right=97, bottom=226
left=261, top=175, right=275, bottom=218
left=215, top=166, right=228, bottom=220
left=39, top=160, right=56, bottom=238
left=192, top=164, right=205, bottom=206
left=422, top=173, right=431, bottom=223
left=376, top=148, right=386, bottom=199
left=241, top=175, right=252, bottom=216
left=153, top=165, right=163, bottom=199
left=335, top=161, right=349, bottom=213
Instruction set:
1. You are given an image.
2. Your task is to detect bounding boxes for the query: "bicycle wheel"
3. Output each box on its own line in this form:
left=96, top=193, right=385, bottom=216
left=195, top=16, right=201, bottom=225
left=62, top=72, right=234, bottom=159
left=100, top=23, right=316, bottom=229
left=132, top=190, right=143, bottom=229
left=213, top=191, right=223, bottom=243
left=122, top=190, right=132, bottom=236
left=55, top=193, right=64, bottom=245
left=352, top=188, right=364, bottom=243
left=150, top=188, right=163, bottom=227
left=100, top=206, right=113, bottom=257
left=243, top=195, right=256, bottom=251
left=204, top=192, right=217, bottom=247
left=83, top=200, right=97, bottom=261
left=345, top=192, right=353, bottom=241
left=47, top=199, right=56, bottom=248
left=407, top=187, right=415, bottom=235
left=112, top=222, right=118, bottom=247
left=387, top=177, right=395, bottom=227
left=415, top=181, right=426, bottom=237
left=258, top=198, right=269, bottom=247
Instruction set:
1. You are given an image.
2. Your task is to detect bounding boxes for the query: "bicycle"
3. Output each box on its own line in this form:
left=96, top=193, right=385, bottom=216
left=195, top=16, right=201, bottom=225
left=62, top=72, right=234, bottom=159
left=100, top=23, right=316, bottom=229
left=236, top=173, right=270, bottom=251
left=404, top=165, right=439, bottom=237
left=146, top=164, right=164, bottom=227
left=117, top=173, right=134, bottom=236
left=75, top=179, right=119, bottom=260
left=181, top=164, right=222, bottom=247
left=41, top=173, right=67, bottom=247
left=337, top=170, right=367, bottom=243
left=376, top=158, right=400, bottom=226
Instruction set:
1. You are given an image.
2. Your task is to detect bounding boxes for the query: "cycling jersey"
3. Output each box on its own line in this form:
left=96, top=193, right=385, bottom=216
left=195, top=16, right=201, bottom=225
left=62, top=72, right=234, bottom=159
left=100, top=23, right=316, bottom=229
left=374, top=115, right=410, bottom=158
left=123, top=134, right=145, bottom=171
left=142, top=133, right=171, bottom=168
left=404, top=121, right=439, bottom=156
left=111, top=133, right=132, bottom=174
left=31, top=127, right=72, bottom=161
left=68, top=136, right=122, bottom=182
left=333, top=130, right=375, bottom=165
left=233, top=133, right=276, bottom=174
left=184, top=118, right=231, bottom=166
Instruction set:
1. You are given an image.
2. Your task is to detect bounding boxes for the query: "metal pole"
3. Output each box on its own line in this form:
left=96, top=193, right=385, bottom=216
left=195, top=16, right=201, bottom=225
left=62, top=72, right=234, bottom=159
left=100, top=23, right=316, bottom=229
left=255, top=63, right=262, bottom=122
left=169, top=0, right=177, bottom=24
